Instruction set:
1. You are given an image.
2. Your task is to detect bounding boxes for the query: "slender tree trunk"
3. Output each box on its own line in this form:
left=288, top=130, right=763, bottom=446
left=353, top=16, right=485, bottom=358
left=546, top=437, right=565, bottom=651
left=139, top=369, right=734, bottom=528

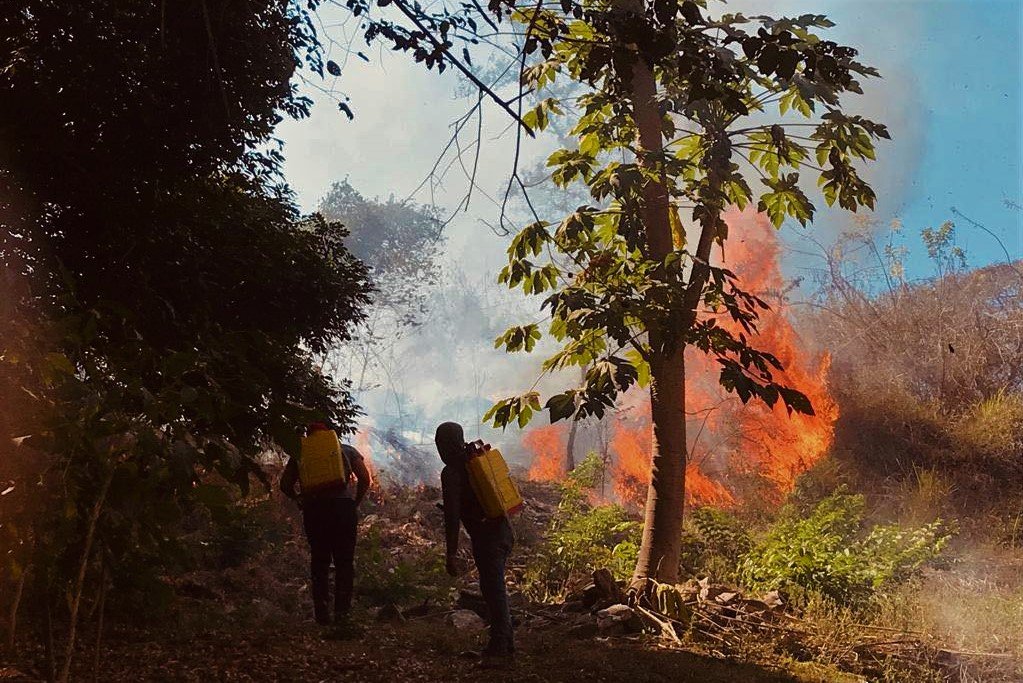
left=634, top=351, right=687, bottom=583
left=7, top=569, right=25, bottom=651
left=565, top=416, right=578, bottom=473
left=59, top=468, right=113, bottom=683
left=619, top=0, right=689, bottom=586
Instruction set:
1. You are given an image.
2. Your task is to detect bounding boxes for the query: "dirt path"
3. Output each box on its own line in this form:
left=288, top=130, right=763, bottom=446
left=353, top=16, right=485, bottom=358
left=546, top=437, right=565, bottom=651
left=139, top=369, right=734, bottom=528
left=10, top=614, right=810, bottom=683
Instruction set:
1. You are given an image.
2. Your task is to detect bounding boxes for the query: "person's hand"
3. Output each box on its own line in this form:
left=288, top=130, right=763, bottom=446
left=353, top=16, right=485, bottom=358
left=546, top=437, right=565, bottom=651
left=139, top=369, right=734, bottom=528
left=445, top=553, right=461, bottom=577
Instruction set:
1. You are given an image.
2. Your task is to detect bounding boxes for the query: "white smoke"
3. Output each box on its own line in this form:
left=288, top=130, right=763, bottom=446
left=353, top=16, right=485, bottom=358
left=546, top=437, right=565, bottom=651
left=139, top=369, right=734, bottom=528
left=278, top=0, right=931, bottom=479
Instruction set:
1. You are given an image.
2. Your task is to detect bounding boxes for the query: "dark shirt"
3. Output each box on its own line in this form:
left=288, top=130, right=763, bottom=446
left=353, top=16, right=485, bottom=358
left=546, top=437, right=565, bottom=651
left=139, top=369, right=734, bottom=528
left=441, top=461, right=492, bottom=554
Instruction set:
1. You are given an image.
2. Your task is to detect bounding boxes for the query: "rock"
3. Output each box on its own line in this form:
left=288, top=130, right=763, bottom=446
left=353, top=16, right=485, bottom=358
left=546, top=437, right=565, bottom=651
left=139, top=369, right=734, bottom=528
left=581, top=583, right=603, bottom=608
left=697, top=578, right=730, bottom=603
left=715, top=591, right=740, bottom=606
left=595, top=603, right=641, bottom=633
left=455, top=589, right=488, bottom=618
left=447, top=609, right=486, bottom=632
left=376, top=603, right=406, bottom=623
left=592, top=568, right=624, bottom=603
left=762, top=590, right=784, bottom=609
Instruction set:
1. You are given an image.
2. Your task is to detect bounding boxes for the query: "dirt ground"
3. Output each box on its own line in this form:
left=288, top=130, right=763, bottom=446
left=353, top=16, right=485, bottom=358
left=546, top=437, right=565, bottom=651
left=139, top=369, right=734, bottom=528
left=8, top=613, right=836, bottom=683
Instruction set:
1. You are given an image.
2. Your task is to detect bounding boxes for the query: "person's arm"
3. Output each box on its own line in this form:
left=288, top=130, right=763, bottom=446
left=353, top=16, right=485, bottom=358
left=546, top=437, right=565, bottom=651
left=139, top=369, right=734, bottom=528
left=280, top=457, right=301, bottom=507
left=440, top=466, right=462, bottom=576
left=347, top=447, right=372, bottom=507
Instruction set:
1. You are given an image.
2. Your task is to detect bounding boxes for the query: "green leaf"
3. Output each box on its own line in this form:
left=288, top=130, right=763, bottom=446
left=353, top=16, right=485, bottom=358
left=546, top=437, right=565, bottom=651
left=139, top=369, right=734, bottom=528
left=625, top=349, right=650, bottom=388
left=757, top=173, right=815, bottom=227
left=545, top=391, right=578, bottom=422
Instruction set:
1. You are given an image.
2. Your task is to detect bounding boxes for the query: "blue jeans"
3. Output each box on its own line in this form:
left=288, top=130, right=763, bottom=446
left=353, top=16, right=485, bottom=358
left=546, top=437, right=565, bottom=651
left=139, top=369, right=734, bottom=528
left=470, top=518, right=514, bottom=654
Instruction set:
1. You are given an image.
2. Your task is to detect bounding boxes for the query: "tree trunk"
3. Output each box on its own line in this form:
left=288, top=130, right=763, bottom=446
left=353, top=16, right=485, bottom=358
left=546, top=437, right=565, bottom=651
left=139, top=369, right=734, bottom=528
left=565, top=416, right=578, bottom=472
left=620, top=0, right=689, bottom=586
left=633, top=350, right=687, bottom=583
left=59, top=468, right=113, bottom=683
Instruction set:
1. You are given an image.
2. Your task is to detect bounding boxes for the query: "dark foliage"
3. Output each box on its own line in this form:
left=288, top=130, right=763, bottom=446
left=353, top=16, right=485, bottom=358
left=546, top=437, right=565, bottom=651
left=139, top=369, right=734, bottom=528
left=0, top=0, right=370, bottom=665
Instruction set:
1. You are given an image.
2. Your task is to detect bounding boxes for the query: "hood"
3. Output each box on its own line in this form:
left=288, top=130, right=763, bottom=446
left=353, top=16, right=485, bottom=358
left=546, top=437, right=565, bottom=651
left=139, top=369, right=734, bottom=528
left=435, top=422, right=466, bottom=466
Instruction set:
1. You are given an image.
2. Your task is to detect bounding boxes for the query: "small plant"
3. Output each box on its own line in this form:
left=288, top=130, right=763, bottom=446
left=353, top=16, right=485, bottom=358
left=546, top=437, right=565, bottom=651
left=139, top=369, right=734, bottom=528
left=522, top=464, right=640, bottom=601
left=679, top=507, right=753, bottom=582
left=739, top=491, right=951, bottom=605
left=356, top=528, right=455, bottom=607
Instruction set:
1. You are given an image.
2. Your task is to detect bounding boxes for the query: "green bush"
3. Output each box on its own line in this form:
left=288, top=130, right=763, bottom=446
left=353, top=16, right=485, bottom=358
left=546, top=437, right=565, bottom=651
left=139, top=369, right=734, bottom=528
left=680, top=507, right=753, bottom=582
left=522, top=455, right=640, bottom=601
left=739, top=492, right=951, bottom=604
left=356, top=528, right=455, bottom=607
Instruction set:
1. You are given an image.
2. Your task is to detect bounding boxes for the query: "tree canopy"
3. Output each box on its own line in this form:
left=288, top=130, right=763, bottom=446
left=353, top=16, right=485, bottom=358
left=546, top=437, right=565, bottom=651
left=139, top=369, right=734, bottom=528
left=1, top=3, right=370, bottom=674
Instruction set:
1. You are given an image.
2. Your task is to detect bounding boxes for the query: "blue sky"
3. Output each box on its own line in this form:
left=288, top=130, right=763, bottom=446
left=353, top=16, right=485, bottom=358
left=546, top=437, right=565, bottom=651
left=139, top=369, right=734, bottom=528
left=857, top=0, right=1022, bottom=273
left=276, top=0, right=1023, bottom=438
left=281, top=0, right=1022, bottom=279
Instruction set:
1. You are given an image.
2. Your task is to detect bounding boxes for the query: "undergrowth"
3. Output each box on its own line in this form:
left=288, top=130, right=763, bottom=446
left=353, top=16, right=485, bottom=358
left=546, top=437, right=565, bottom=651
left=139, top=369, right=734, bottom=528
left=522, top=453, right=640, bottom=602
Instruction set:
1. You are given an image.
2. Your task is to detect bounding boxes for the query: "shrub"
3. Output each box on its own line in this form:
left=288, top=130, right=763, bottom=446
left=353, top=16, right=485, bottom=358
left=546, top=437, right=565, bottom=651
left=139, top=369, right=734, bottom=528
left=356, top=528, right=455, bottom=607
left=679, top=507, right=753, bottom=582
left=739, top=492, right=951, bottom=604
left=522, top=458, right=640, bottom=601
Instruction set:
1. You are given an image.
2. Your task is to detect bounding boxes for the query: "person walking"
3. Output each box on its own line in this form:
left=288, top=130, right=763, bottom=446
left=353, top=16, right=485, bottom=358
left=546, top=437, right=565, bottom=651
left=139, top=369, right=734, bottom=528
left=436, top=421, right=515, bottom=664
left=281, top=422, right=371, bottom=625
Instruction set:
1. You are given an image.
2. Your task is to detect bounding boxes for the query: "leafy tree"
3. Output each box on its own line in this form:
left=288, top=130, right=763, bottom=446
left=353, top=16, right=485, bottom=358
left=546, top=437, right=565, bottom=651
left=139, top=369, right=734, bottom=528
left=304, top=0, right=887, bottom=585
left=318, top=180, right=445, bottom=395
left=320, top=179, right=445, bottom=320
left=0, top=0, right=370, bottom=674
left=464, top=1, right=889, bottom=585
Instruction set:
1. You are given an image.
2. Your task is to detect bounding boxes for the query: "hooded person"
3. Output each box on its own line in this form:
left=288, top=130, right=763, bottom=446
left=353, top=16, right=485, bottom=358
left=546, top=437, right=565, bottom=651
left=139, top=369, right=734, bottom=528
left=436, top=421, right=515, bottom=662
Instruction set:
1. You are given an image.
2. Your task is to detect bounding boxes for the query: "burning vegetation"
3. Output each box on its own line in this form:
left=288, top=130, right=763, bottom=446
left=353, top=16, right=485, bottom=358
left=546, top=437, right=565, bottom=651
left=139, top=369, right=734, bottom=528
left=524, top=211, right=838, bottom=508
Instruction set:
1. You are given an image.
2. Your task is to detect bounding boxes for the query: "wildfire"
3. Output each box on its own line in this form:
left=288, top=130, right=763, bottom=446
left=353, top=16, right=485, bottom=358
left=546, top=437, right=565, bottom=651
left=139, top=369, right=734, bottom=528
left=523, top=423, right=569, bottom=482
left=609, top=210, right=838, bottom=507
left=611, top=397, right=736, bottom=508
left=521, top=210, right=837, bottom=508
left=354, top=428, right=380, bottom=486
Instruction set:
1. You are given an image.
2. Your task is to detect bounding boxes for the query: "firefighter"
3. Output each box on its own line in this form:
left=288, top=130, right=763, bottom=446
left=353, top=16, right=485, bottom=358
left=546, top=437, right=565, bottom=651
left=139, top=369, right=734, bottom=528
left=436, top=421, right=515, bottom=664
left=281, top=422, right=371, bottom=624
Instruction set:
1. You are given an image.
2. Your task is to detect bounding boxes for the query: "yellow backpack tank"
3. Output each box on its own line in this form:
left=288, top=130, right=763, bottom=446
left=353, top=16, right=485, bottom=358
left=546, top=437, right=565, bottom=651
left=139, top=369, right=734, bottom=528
left=298, top=429, right=350, bottom=494
left=465, top=440, right=523, bottom=519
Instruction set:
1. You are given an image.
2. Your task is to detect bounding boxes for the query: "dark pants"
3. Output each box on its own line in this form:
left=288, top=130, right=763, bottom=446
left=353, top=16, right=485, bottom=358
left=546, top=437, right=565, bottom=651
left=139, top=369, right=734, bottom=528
left=470, top=518, right=515, bottom=654
left=302, top=497, right=357, bottom=623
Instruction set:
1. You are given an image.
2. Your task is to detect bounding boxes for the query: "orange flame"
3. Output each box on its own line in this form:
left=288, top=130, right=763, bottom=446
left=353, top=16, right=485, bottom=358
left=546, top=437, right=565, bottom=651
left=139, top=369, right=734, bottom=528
left=611, top=398, right=736, bottom=507
left=354, top=428, right=380, bottom=487
left=523, top=423, right=569, bottom=482
left=609, top=210, right=838, bottom=508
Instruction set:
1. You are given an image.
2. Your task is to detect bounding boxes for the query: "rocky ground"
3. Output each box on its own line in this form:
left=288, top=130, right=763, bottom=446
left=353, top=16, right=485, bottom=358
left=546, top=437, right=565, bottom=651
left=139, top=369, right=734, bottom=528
left=2, top=481, right=1016, bottom=682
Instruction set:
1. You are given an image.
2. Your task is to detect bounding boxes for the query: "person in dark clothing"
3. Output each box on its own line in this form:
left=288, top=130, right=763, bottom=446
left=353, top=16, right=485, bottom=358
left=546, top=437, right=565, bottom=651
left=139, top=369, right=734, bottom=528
left=436, top=421, right=515, bottom=661
left=281, top=424, right=371, bottom=625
